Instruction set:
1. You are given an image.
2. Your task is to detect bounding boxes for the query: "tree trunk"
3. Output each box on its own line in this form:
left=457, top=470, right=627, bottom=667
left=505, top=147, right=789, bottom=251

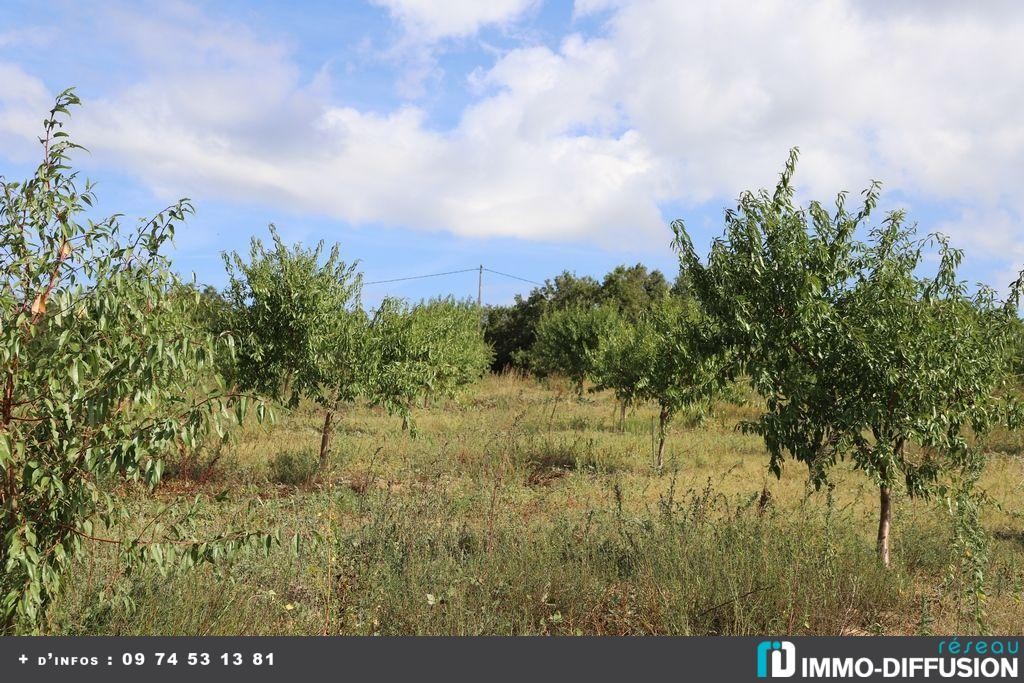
left=619, top=401, right=627, bottom=432
left=656, top=406, right=668, bottom=470
left=547, top=392, right=562, bottom=434
left=319, top=408, right=334, bottom=470
left=877, top=484, right=892, bottom=568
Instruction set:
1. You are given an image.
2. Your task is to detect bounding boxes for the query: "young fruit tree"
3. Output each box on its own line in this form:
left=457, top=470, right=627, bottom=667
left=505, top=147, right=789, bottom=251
left=530, top=304, right=620, bottom=395
left=673, top=149, right=1023, bottom=566
left=360, top=297, right=488, bottom=431
left=596, top=299, right=731, bottom=468
left=359, top=297, right=428, bottom=431
left=591, top=314, right=645, bottom=430
left=405, top=297, right=492, bottom=407
left=223, top=227, right=365, bottom=468
left=0, top=91, right=266, bottom=632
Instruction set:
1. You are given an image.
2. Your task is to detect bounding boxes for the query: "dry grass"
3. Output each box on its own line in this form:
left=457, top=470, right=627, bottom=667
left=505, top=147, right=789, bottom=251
left=44, top=373, right=1024, bottom=635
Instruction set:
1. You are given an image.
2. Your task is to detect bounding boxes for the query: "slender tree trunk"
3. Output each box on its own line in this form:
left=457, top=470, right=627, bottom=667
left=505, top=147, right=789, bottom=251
left=1, top=371, right=16, bottom=584
left=547, top=391, right=562, bottom=434
left=2, top=372, right=14, bottom=511
left=656, top=406, right=668, bottom=470
left=875, top=437, right=904, bottom=568
left=319, top=408, right=334, bottom=470
left=877, top=484, right=891, bottom=568
left=619, top=401, right=627, bottom=432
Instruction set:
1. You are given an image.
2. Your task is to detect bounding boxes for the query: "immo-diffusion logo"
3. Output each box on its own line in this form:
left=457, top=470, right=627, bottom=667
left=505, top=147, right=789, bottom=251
left=754, top=639, right=1020, bottom=679
left=757, top=640, right=796, bottom=678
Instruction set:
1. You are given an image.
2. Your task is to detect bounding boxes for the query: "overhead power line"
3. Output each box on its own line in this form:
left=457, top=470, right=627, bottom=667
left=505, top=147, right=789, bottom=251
left=483, top=268, right=544, bottom=286
left=363, top=264, right=544, bottom=310
left=363, top=266, right=544, bottom=287
left=363, top=267, right=478, bottom=285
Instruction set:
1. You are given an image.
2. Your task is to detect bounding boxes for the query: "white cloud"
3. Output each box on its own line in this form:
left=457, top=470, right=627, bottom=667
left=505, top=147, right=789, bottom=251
left=2, top=0, right=1024, bottom=264
left=371, top=0, right=539, bottom=41
left=370, top=0, right=540, bottom=98
left=581, top=1, right=1024, bottom=206
left=571, top=0, right=626, bottom=19
left=937, top=208, right=1024, bottom=265
left=0, top=63, right=53, bottom=163
left=933, top=206, right=1024, bottom=292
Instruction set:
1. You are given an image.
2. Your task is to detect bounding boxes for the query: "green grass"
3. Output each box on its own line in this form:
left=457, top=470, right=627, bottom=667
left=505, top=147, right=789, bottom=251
left=43, top=373, right=1024, bottom=635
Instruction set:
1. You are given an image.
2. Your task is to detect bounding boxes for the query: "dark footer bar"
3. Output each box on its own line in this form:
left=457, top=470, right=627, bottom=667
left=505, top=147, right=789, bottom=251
left=1, top=636, right=1021, bottom=682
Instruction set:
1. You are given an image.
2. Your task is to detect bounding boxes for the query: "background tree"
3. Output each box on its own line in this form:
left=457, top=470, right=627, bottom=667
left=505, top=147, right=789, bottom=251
left=361, top=297, right=427, bottom=430
left=629, top=300, right=731, bottom=469
left=483, top=266, right=678, bottom=373
left=359, top=297, right=489, bottom=429
left=407, top=297, right=492, bottom=405
left=1009, top=316, right=1024, bottom=380
left=482, top=271, right=601, bottom=371
left=599, top=263, right=671, bottom=320
left=223, top=227, right=364, bottom=468
left=591, top=265, right=678, bottom=430
left=173, top=282, right=236, bottom=379
left=0, top=91, right=264, bottom=632
left=529, top=304, right=620, bottom=394
left=592, top=314, right=647, bottom=430
left=480, top=304, right=528, bottom=373
left=674, top=149, right=1023, bottom=566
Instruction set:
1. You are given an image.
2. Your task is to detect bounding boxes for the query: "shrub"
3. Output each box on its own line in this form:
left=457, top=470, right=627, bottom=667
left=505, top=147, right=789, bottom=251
left=269, top=449, right=319, bottom=486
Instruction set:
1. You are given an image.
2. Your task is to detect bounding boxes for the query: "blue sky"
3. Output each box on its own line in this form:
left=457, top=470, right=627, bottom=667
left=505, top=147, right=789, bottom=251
left=2, top=1, right=1023, bottom=305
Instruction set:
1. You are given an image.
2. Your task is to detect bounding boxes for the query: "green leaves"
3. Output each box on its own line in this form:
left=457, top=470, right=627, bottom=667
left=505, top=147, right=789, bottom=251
left=590, top=297, right=731, bottom=466
left=593, top=297, right=729, bottom=416
left=0, top=90, right=267, bottom=633
left=363, top=296, right=491, bottom=420
left=225, top=232, right=490, bottom=454
left=223, top=225, right=364, bottom=408
left=531, top=304, right=620, bottom=393
left=674, top=148, right=1022, bottom=569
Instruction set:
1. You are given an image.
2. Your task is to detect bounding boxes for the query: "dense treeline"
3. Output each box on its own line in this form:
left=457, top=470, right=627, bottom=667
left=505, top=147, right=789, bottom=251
left=482, top=264, right=686, bottom=371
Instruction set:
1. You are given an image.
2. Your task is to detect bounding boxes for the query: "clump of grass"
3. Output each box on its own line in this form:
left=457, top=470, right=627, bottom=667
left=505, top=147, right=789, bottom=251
left=568, top=416, right=591, bottom=431
left=269, top=449, right=319, bottom=486
left=520, top=436, right=615, bottom=485
left=162, top=442, right=225, bottom=483
left=527, top=442, right=579, bottom=471
left=675, top=406, right=709, bottom=429
left=982, top=428, right=1024, bottom=456
left=346, top=469, right=376, bottom=495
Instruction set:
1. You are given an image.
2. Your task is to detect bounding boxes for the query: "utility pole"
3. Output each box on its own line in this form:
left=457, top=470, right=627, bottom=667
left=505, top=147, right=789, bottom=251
left=477, top=264, right=483, bottom=308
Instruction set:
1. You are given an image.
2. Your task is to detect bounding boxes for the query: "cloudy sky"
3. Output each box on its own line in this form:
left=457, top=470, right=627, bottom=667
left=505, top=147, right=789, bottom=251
left=1, top=1, right=1022, bottom=303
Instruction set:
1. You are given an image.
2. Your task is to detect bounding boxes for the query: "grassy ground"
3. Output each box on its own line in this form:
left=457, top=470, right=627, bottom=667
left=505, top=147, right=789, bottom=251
left=45, top=373, right=1024, bottom=635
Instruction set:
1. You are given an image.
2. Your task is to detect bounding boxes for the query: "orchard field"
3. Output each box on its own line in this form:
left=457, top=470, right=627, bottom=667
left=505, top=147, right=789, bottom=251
left=44, top=374, right=1024, bottom=636
left=5, top=92, right=1024, bottom=637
